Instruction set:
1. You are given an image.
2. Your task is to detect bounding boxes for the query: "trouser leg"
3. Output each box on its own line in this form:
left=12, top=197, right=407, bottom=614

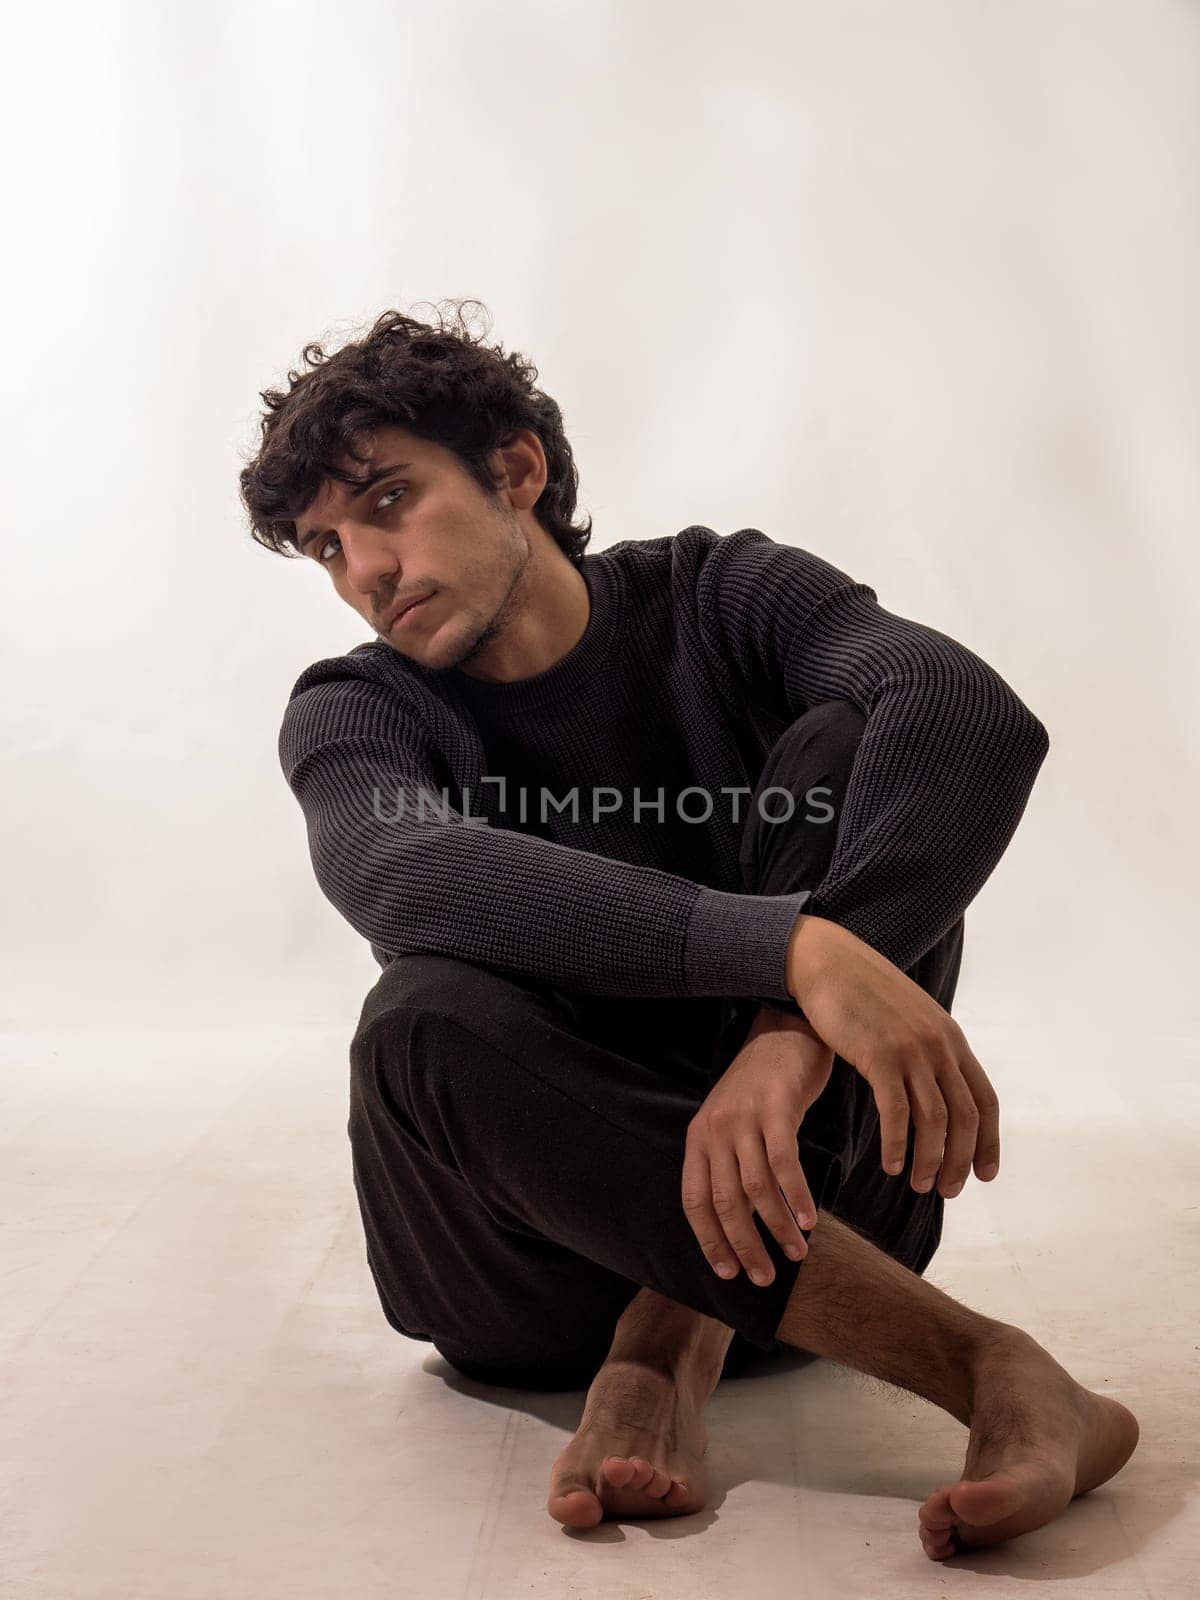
left=346, top=945, right=819, bottom=1389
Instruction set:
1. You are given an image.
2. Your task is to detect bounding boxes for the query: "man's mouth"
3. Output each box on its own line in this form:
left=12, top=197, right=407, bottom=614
left=385, top=592, right=434, bottom=630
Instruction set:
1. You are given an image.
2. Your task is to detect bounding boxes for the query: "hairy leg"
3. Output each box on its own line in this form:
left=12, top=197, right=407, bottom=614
left=774, top=1210, right=1139, bottom=1558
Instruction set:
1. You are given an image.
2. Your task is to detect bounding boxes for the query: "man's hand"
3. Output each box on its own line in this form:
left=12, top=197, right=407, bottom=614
left=785, top=913, right=1001, bottom=1199
left=681, top=1004, right=835, bottom=1286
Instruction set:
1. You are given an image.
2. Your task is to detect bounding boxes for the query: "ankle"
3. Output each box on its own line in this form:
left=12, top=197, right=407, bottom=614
left=607, top=1288, right=734, bottom=1383
left=956, top=1317, right=1033, bottom=1420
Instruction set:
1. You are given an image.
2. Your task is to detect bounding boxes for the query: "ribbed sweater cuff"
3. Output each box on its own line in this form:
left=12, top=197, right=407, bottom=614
left=683, top=886, right=812, bottom=1001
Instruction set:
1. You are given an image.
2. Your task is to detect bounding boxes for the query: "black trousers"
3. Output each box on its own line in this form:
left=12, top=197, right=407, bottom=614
left=347, top=700, right=965, bottom=1391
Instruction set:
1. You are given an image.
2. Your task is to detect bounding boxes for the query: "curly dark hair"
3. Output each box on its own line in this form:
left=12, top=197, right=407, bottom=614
left=238, top=299, right=592, bottom=564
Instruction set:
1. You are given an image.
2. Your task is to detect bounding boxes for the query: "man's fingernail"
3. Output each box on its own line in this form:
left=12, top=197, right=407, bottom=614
left=979, top=1163, right=998, bottom=1180
left=715, top=1262, right=736, bottom=1278
left=785, top=1243, right=804, bottom=1260
left=944, top=1180, right=963, bottom=1197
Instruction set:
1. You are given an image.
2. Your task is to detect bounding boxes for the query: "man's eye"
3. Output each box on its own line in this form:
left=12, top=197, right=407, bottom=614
left=315, top=486, right=406, bottom=564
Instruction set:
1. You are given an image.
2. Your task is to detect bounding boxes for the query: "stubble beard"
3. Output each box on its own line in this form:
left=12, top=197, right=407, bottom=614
left=430, top=514, right=532, bottom=675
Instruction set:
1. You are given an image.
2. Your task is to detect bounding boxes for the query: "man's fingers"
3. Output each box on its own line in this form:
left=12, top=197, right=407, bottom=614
left=709, top=1143, right=777, bottom=1285
left=767, top=1129, right=818, bottom=1234
left=959, top=1048, right=1001, bottom=1179
left=744, top=1132, right=813, bottom=1261
left=681, top=1142, right=740, bottom=1280
left=934, top=1068, right=980, bottom=1197
left=906, top=1071, right=949, bottom=1193
left=872, top=1072, right=911, bottom=1176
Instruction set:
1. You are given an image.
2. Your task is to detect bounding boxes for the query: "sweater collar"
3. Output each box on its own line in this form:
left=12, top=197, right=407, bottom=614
left=447, top=550, right=622, bottom=717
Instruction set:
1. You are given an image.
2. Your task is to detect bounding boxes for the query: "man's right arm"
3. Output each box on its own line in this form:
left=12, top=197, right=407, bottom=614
left=279, top=673, right=812, bottom=1001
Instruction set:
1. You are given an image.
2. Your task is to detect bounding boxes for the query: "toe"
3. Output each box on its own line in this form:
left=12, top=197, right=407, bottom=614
left=928, top=1491, right=953, bottom=1529
left=919, top=1486, right=963, bottom=1559
left=919, top=1485, right=958, bottom=1530
left=548, top=1485, right=604, bottom=1528
left=601, top=1455, right=638, bottom=1488
left=663, top=1479, right=693, bottom=1510
left=918, top=1518, right=956, bottom=1560
left=625, top=1457, right=672, bottom=1497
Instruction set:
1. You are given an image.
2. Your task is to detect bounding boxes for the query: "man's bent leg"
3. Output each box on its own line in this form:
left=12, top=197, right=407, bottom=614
left=716, top=701, right=968, bottom=1377
left=772, top=1209, right=1140, bottom=1558
left=593, top=699, right=968, bottom=1389
left=348, top=948, right=837, bottom=1388
left=736, top=699, right=967, bottom=1265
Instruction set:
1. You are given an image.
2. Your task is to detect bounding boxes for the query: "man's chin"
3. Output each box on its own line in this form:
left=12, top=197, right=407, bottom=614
left=378, top=627, right=480, bottom=676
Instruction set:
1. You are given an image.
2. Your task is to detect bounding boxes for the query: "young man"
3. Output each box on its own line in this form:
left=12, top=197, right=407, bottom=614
left=240, top=305, right=1138, bottom=1558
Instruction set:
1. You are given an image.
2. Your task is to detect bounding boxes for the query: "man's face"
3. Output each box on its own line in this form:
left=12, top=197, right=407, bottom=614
left=293, top=424, right=536, bottom=673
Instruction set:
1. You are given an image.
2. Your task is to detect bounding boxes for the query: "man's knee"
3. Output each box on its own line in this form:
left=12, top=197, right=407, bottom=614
left=741, top=700, right=867, bottom=893
left=349, top=950, right=574, bottom=1131
left=353, top=951, right=539, bottom=1051
left=350, top=954, right=483, bottom=1105
left=765, top=699, right=866, bottom=778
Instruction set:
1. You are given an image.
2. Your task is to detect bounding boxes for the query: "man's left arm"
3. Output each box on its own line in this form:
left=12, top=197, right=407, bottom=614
left=694, top=527, right=1051, bottom=979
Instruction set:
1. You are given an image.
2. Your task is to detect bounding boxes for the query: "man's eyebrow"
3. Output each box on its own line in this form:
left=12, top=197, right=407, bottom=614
left=295, top=461, right=413, bottom=552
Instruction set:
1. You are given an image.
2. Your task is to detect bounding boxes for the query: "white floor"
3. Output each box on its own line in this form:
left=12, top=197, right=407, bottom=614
left=1, top=1019, right=1195, bottom=1600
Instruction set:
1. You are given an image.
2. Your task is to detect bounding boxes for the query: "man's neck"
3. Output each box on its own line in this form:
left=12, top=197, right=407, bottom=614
left=455, top=553, right=590, bottom=685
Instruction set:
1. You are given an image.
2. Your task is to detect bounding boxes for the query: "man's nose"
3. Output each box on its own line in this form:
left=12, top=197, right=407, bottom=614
left=339, top=523, right=399, bottom=594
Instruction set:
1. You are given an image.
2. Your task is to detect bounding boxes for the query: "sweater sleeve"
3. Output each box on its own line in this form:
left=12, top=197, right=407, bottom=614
left=279, top=673, right=811, bottom=1000
left=695, top=528, right=1051, bottom=975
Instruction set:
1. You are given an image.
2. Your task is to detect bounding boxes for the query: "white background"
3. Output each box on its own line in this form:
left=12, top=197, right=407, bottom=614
left=3, top=0, right=1197, bottom=1040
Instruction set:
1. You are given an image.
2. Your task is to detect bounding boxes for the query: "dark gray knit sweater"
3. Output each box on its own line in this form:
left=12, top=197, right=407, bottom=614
left=278, top=525, right=1049, bottom=1002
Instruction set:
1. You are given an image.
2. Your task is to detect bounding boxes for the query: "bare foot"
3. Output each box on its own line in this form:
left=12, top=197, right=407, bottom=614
left=547, top=1357, right=712, bottom=1527
left=918, top=1328, right=1140, bottom=1560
